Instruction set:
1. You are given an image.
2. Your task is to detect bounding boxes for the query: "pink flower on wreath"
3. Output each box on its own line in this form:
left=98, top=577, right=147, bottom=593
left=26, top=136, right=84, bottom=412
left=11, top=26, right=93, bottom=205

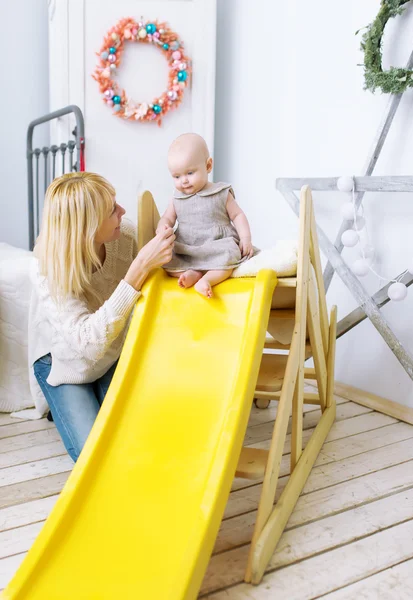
left=124, top=98, right=139, bottom=119
left=134, top=102, right=149, bottom=120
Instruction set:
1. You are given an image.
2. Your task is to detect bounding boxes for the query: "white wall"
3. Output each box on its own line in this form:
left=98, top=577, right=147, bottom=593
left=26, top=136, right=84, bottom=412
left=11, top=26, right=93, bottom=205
left=215, top=0, right=413, bottom=407
left=0, top=0, right=49, bottom=249
left=49, top=0, right=216, bottom=222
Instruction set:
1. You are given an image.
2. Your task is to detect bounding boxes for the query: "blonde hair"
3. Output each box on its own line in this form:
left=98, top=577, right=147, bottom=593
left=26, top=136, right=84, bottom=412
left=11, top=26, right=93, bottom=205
left=35, top=172, right=115, bottom=303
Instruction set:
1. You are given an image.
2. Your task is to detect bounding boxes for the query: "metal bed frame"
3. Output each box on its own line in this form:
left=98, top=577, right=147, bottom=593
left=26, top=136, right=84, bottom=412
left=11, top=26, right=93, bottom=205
left=27, top=105, right=85, bottom=249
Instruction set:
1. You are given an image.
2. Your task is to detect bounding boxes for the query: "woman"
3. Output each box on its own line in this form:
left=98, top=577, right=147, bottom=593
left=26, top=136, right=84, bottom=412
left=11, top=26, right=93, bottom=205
left=29, top=172, right=174, bottom=462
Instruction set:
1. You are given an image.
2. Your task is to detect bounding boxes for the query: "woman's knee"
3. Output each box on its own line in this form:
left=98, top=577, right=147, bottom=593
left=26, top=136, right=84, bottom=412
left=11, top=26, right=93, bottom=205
left=34, top=369, right=100, bottom=462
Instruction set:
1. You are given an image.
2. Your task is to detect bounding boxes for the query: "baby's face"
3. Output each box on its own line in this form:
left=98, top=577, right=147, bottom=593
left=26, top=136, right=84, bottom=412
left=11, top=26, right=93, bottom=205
left=168, top=151, right=210, bottom=196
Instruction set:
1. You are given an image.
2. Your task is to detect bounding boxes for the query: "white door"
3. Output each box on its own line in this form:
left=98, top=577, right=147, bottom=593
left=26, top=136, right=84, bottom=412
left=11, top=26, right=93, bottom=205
left=48, top=0, right=217, bottom=219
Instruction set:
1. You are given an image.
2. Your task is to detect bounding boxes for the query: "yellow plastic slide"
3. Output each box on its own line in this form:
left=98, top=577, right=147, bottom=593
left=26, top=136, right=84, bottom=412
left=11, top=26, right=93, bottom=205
left=3, top=268, right=277, bottom=600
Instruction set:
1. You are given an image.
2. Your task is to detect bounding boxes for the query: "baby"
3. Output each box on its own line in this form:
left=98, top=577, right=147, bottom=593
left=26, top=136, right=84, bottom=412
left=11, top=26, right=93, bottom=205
left=156, top=133, right=256, bottom=298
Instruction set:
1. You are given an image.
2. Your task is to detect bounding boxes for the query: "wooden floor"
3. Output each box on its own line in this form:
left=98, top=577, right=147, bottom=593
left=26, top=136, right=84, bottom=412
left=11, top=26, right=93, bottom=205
left=1, top=388, right=413, bottom=598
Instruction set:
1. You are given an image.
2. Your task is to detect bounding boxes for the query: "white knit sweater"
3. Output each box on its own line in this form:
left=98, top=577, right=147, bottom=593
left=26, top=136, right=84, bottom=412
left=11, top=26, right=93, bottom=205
left=28, top=220, right=141, bottom=415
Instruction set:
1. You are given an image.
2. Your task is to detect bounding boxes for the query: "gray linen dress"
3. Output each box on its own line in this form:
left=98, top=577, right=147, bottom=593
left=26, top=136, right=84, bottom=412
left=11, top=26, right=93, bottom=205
left=165, top=182, right=250, bottom=272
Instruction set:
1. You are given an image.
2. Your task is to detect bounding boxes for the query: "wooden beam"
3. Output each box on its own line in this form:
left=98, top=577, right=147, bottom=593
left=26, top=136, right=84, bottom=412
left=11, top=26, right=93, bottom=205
left=254, top=390, right=322, bottom=405
left=333, top=381, right=413, bottom=426
left=249, top=403, right=336, bottom=584
left=307, top=277, right=327, bottom=411
left=290, top=186, right=312, bottom=470
left=337, top=271, right=413, bottom=338
left=277, top=175, right=413, bottom=193
left=277, top=183, right=413, bottom=382
left=245, top=331, right=299, bottom=583
left=326, top=306, right=337, bottom=409
left=309, top=208, right=329, bottom=355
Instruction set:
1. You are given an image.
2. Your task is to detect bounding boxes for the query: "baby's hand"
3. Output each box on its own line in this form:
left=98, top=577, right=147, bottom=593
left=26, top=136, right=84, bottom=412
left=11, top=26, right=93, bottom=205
left=239, top=237, right=254, bottom=258
left=156, top=223, right=170, bottom=236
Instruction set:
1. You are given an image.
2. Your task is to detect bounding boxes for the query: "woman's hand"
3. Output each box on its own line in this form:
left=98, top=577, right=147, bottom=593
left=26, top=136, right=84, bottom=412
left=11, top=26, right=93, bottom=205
left=138, top=225, right=175, bottom=270
left=124, top=226, right=175, bottom=290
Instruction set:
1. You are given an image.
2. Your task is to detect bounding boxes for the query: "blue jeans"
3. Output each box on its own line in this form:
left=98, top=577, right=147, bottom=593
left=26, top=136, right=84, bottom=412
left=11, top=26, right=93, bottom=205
left=33, top=354, right=117, bottom=462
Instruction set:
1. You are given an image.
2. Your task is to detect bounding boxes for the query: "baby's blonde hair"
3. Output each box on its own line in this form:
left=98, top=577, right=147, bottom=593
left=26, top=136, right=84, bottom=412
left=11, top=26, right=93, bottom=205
left=35, top=172, right=115, bottom=303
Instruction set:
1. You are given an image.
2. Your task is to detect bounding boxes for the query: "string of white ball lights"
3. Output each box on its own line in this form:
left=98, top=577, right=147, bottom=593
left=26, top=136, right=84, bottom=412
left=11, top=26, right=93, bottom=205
left=337, top=175, right=411, bottom=302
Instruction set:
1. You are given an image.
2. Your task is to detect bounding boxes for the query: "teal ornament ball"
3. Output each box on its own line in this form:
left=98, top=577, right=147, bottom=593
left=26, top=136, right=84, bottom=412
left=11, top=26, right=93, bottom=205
left=101, top=51, right=109, bottom=60
left=112, top=95, right=121, bottom=104
left=177, top=70, right=187, bottom=82
left=171, top=41, right=180, bottom=50
left=146, top=23, right=156, bottom=34
left=152, top=104, right=162, bottom=114
left=163, top=43, right=169, bottom=50
left=109, top=46, right=116, bottom=54
left=113, top=104, right=121, bottom=112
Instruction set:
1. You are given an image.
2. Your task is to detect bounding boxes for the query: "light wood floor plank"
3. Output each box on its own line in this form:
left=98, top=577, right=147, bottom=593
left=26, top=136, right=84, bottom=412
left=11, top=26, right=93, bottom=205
left=204, top=520, right=413, bottom=599
left=322, top=558, right=413, bottom=599
left=0, top=472, right=70, bottom=510
left=0, top=419, right=54, bottom=441
left=303, top=437, right=413, bottom=495
left=0, top=441, right=66, bottom=470
left=201, top=487, right=413, bottom=595
left=0, top=456, right=73, bottom=489
left=0, top=522, right=44, bottom=560
left=0, top=553, right=26, bottom=590
left=224, top=439, right=413, bottom=521
left=316, top=421, right=413, bottom=465
left=0, top=496, right=59, bottom=533
left=0, top=415, right=29, bottom=427
left=321, top=410, right=397, bottom=440
left=0, top=428, right=61, bottom=455
left=247, top=395, right=348, bottom=428
left=217, top=459, right=413, bottom=553
left=244, top=402, right=373, bottom=446
left=233, top=420, right=411, bottom=493
left=288, top=458, right=413, bottom=529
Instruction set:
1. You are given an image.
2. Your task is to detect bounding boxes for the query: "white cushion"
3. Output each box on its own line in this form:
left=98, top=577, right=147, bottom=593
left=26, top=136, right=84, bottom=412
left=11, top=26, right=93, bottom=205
left=0, top=244, right=35, bottom=413
left=232, top=241, right=298, bottom=278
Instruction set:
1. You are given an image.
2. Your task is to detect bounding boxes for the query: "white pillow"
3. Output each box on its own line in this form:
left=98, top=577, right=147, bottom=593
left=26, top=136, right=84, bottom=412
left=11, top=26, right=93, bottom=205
left=232, top=241, right=298, bottom=278
left=0, top=245, right=35, bottom=413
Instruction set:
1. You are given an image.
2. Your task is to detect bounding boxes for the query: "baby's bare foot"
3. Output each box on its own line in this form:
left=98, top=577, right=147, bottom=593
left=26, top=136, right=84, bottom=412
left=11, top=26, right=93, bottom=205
left=195, top=279, right=213, bottom=298
left=178, top=270, right=203, bottom=288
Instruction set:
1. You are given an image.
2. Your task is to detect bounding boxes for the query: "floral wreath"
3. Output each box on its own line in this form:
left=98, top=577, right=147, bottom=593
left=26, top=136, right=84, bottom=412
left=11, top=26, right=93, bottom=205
left=359, top=0, right=412, bottom=94
left=93, top=17, right=191, bottom=125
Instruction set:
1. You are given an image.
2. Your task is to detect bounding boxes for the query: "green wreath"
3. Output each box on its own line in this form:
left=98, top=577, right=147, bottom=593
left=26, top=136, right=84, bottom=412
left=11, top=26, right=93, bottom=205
left=360, top=0, right=412, bottom=94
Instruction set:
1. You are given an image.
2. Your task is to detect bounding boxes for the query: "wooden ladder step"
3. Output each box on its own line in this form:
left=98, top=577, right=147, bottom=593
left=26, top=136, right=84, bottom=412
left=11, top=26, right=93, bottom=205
left=256, top=356, right=320, bottom=397
left=263, top=338, right=313, bottom=360
left=254, top=390, right=322, bottom=405
left=256, top=354, right=288, bottom=393
left=236, top=447, right=269, bottom=479
left=269, top=309, right=295, bottom=319
left=265, top=308, right=310, bottom=350
left=277, top=277, right=297, bottom=287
